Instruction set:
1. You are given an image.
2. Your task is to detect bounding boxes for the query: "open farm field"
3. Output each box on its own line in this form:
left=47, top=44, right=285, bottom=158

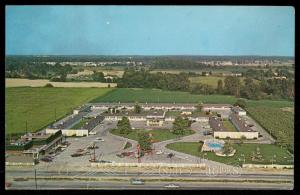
left=245, top=106, right=294, bottom=152
left=80, top=67, right=124, bottom=77
left=189, top=76, right=260, bottom=88
left=90, top=88, right=238, bottom=104
left=5, top=78, right=116, bottom=88
left=5, top=87, right=112, bottom=135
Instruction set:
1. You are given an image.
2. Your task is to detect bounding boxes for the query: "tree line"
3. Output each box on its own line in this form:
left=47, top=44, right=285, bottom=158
left=117, top=67, right=190, bottom=91
left=118, top=68, right=294, bottom=101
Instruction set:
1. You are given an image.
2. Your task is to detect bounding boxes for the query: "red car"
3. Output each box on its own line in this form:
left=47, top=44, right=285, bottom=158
left=5, top=182, right=12, bottom=188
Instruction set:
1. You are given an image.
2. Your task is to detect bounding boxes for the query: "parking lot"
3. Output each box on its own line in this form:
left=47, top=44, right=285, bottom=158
left=35, top=109, right=274, bottom=170
left=36, top=120, right=214, bottom=168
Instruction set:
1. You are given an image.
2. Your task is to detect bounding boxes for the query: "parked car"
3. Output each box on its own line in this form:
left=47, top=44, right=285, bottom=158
left=203, top=130, right=213, bottom=136
left=13, top=178, right=28, bottom=182
left=116, top=154, right=125, bottom=158
left=96, top=137, right=104, bottom=142
left=167, top=153, right=175, bottom=158
left=164, top=183, right=180, bottom=188
left=5, top=182, right=12, bottom=188
left=40, top=157, right=52, bottom=162
left=130, top=178, right=145, bottom=185
left=71, top=153, right=83, bottom=157
left=89, top=131, right=97, bottom=135
left=88, top=145, right=99, bottom=149
left=156, top=150, right=163, bottom=155
left=99, top=160, right=112, bottom=163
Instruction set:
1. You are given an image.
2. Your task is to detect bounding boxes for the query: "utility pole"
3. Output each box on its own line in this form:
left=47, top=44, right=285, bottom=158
left=54, top=108, right=57, bottom=122
left=25, top=121, right=28, bottom=134
left=34, top=168, right=37, bottom=189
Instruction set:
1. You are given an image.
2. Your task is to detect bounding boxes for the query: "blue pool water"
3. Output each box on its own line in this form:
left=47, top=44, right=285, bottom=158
left=207, top=142, right=223, bottom=150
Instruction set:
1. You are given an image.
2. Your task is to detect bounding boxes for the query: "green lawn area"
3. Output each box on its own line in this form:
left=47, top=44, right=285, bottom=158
left=222, top=120, right=238, bottom=132
left=189, top=76, right=260, bottom=88
left=91, top=88, right=238, bottom=104
left=70, top=118, right=90, bottom=129
left=166, top=142, right=293, bottom=166
left=5, top=87, right=112, bottom=135
left=110, top=128, right=195, bottom=142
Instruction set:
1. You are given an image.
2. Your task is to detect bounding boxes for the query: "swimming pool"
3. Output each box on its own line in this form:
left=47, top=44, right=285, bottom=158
left=207, top=142, right=223, bottom=151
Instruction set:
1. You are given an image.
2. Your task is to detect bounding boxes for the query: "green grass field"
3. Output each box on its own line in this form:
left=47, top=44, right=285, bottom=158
left=5, top=87, right=112, bottom=135
left=222, top=120, right=238, bottom=132
left=70, top=118, right=90, bottom=129
left=110, top=128, right=195, bottom=142
left=189, top=76, right=260, bottom=88
left=90, top=88, right=238, bottom=104
left=189, top=76, right=225, bottom=88
left=166, top=142, right=293, bottom=165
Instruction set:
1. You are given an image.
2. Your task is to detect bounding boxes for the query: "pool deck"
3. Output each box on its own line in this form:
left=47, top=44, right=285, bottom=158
left=201, top=139, right=225, bottom=152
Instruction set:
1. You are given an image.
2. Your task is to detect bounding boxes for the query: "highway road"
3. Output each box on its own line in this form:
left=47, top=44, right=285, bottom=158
left=6, top=169, right=293, bottom=181
left=7, top=179, right=293, bottom=190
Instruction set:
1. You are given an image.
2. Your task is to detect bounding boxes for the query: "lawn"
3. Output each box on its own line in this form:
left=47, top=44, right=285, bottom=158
left=110, top=128, right=195, bottom=142
left=90, top=88, right=238, bottom=104
left=222, top=120, right=238, bottom=132
left=70, top=118, right=90, bottom=129
left=189, top=76, right=260, bottom=88
left=5, top=87, right=112, bottom=136
left=166, top=142, right=293, bottom=166
left=189, top=76, right=225, bottom=88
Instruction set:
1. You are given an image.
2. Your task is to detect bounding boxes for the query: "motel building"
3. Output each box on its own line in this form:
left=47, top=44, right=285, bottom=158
left=231, top=106, right=247, bottom=116
left=209, top=114, right=258, bottom=139
left=146, top=111, right=166, bottom=126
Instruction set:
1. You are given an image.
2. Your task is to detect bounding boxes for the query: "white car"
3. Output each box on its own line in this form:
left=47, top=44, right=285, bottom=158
left=164, top=183, right=180, bottom=188
left=156, top=150, right=163, bottom=155
left=96, top=137, right=104, bottom=142
left=89, top=131, right=97, bottom=135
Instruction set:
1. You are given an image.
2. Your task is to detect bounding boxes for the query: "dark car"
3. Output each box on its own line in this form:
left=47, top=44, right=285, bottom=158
left=13, top=178, right=29, bottom=182
left=203, top=130, right=213, bottom=136
left=99, top=160, right=112, bottom=163
left=71, top=153, right=83, bottom=157
left=40, top=157, right=52, bottom=162
left=116, top=154, right=125, bottom=158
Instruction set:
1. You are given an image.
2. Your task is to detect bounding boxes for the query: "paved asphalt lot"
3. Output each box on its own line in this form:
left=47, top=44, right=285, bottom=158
left=6, top=178, right=293, bottom=190
left=36, top=111, right=275, bottom=170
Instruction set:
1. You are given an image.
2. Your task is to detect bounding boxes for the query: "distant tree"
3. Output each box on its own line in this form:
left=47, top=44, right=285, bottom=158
left=195, top=102, right=203, bottom=112
left=234, top=99, right=247, bottom=109
left=134, top=103, right=142, bottom=114
left=217, top=79, right=223, bottom=94
left=92, top=71, right=105, bottom=82
left=60, top=73, right=67, bottom=82
left=138, top=132, right=152, bottom=151
left=172, top=116, right=190, bottom=135
left=222, top=140, right=234, bottom=155
left=44, top=83, right=54, bottom=88
left=224, top=76, right=241, bottom=97
left=117, top=117, right=132, bottom=134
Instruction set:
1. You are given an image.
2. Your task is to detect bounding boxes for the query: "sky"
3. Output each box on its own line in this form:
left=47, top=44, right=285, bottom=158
left=6, top=6, right=295, bottom=56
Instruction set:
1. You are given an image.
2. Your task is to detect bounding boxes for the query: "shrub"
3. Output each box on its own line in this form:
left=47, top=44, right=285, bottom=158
left=44, top=83, right=54, bottom=88
left=234, top=99, right=247, bottom=108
